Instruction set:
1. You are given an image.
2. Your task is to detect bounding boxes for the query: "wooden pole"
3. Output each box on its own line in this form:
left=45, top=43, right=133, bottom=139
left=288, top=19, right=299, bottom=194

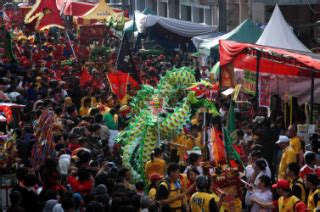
left=310, top=71, right=315, bottom=124
left=255, top=51, right=261, bottom=111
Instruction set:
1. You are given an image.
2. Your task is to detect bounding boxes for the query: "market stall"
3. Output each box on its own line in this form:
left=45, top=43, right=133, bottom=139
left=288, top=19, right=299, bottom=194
left=74, top=0, right=124, bottom=26
left=219, top=39, right=320, bottom=124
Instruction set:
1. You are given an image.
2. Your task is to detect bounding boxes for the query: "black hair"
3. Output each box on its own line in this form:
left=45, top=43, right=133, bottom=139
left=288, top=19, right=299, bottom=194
left=188, top=153, right=201, bottom=165
left=251, top=150, right=262, bottom=158
left=255, top=159, right=267, bottom=171
left=78, top=150, right=91, bottom=164
left=167, top=163, right=180, bottom=176
left=305, top=152, right=316, bottom=165
left=187, top=168, right=200, bottom=179
left=94, top=114, right=103, bottom=123
left=45, top=189, right=58, bottom=201
left=150, top=148, right=162, bottom=162
left=117, top=167, right=130, bottom=179
left=24, top=174, right=38, bottom=187
left=86, top=200, right=104, bottom=212
left=16, top=167, right=28, bottom=181
left=306, top=173, right=318, bottom=186
left=77, top=167, right=91, bottom=182
left=61, top=191, right=75, bottom=210
left=258, top=175, right=271, bottom=187
left=66, top=105, right=76, bottom=114
left=237, top=129, right=244, bottom=137
left=119, top=205, right=138, bottom=212
left=9, top=191, right=22, bottom=206
left=287, top=163, right=300, bottom=176
left=54, top=134, right=63, bottom=143
left=135, top=181, right=145, bottom=191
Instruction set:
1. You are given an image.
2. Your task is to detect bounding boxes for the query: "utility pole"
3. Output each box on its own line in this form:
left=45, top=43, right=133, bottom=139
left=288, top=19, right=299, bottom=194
left=218, top=0, right=227, bottom=32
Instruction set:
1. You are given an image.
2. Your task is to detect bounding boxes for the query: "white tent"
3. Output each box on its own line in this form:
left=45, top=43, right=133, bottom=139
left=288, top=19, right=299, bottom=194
left=135, top=11, right=217, bottom=38
left=256, top=5, right=318, bottom=104
left=256, top=5, right=311, bottom=52
left=191, top=32, right=223, bottom=49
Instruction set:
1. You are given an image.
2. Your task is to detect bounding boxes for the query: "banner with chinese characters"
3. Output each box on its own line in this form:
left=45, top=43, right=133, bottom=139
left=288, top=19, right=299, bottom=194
left=259, top=75, right=271, bottom=107
left=242, top=70, right=256, bottom=95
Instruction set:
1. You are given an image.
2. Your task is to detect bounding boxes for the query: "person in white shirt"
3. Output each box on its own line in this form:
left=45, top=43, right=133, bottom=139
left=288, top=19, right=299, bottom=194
left=246, top=175, right=273, bottom=212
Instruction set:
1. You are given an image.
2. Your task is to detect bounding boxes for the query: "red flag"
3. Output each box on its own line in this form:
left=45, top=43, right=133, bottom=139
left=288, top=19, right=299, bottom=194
left=118, top=70, right=139, bottom=88
left=79, top=67, right=92, bottom=87
left=107, top=72, right=129, bottom=100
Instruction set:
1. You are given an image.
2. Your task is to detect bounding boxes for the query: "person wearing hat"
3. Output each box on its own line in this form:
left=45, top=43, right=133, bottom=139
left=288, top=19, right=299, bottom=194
left=190, top=175, right=221, bottom=212
left=250, top=179, right=307, bottom=211
left=277, top=135, right=297, bottom=180
left=305, top=173, right=320, bottom=210
left=148, top=173, right=163, bottom=200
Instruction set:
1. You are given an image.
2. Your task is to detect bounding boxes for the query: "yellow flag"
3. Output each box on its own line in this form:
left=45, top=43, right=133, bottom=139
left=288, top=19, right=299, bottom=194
left=233, top=84, right=242, bottom=101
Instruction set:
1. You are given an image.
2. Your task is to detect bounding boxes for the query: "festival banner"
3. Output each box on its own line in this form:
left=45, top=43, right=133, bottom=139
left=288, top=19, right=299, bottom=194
left=106, top=72, right=129, bottom=100
left=220, top=63, right=236, bottom=88
left=242, top=70, right=256, bottom=95
left=259, top=75, right=271, bottom=107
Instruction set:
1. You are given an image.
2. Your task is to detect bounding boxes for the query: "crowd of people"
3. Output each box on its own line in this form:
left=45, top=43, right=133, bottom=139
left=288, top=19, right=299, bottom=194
left=0, top=8, right=319, bottom=212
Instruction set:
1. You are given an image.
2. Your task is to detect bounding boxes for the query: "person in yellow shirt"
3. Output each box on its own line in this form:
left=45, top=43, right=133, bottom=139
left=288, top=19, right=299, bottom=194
left=306, top=173, right=320, bottom=211
left=148, top=173, right=163, bottom=200
left=145, top=148, right=166, bottom=180
left=190, top=175, right=222, bottom=212
left=277, top=135, right=297, bottom=180
left=286, top=162, right=307, bottom=203
left=176, top=125, right=203, bottom=161
left=119, top=93, right=131, bottom=106
left=288, top=125, right=302, bottom=162
left=156, top=163, right=186, bottom=212
left=79, top=97, right=91, bottom=116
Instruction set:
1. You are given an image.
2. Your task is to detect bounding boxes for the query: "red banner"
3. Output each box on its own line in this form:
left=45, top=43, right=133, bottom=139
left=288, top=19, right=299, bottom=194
left=259, top=75, right=271, bottom=107
left=106, top=72, right=129, bottom=100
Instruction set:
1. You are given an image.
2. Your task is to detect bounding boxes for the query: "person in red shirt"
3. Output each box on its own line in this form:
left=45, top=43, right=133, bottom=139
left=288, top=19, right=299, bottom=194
left=67, top=167, right=93, bottom=195
left=300, top=151, right=320, bottom=180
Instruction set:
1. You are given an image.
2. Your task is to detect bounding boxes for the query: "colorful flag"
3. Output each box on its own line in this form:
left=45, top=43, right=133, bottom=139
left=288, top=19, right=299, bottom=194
left=107, top=72, right=129, bottom=100
left=116, top=34, right=140, bottom=86
left=211, top=128, right=226, bottom=164
left=79, top=67, right=92, bottom=87
left=224, top=101, right=244, bottom=168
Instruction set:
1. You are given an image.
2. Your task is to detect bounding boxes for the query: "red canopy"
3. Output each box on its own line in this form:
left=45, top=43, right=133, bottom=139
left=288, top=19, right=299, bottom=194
left=63, top=2, right=95, bottom=16
left=219, top=40, right=320, bottom=78
left=25, top=0, right=64, bottom=31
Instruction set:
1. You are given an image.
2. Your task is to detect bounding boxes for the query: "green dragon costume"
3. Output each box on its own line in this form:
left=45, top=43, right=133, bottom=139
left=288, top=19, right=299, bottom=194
left=117, top=67, right=219, bottom=181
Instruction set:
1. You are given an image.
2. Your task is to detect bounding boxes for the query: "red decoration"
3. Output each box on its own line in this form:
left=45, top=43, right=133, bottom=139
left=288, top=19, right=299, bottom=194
left=106, top=72, right=129, bottom=100
left=24, top=0, right=64, bottom=31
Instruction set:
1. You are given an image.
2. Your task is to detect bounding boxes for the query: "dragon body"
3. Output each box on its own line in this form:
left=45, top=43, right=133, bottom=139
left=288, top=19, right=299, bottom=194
left=118, top=67, right=218, bottom=180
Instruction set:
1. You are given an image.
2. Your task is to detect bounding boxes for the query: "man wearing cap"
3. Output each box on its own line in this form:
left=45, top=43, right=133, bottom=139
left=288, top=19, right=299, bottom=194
left=250, top=179, right=307, bottom=211
left=277, top=135, right=297, bottom=180
left=190, top=175, right=221, bottom=212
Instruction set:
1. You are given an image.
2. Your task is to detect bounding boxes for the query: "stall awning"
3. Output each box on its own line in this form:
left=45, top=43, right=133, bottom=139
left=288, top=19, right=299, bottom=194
left=219, top=40, right=320, bottom=78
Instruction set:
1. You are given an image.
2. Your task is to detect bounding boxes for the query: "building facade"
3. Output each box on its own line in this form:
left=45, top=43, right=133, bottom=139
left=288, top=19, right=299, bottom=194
left=133, top=0, right=251, bottom=30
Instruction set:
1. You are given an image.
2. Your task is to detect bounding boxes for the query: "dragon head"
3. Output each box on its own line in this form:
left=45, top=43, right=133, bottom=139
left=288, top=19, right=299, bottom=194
left=185, top=80, right=219, bottom=100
